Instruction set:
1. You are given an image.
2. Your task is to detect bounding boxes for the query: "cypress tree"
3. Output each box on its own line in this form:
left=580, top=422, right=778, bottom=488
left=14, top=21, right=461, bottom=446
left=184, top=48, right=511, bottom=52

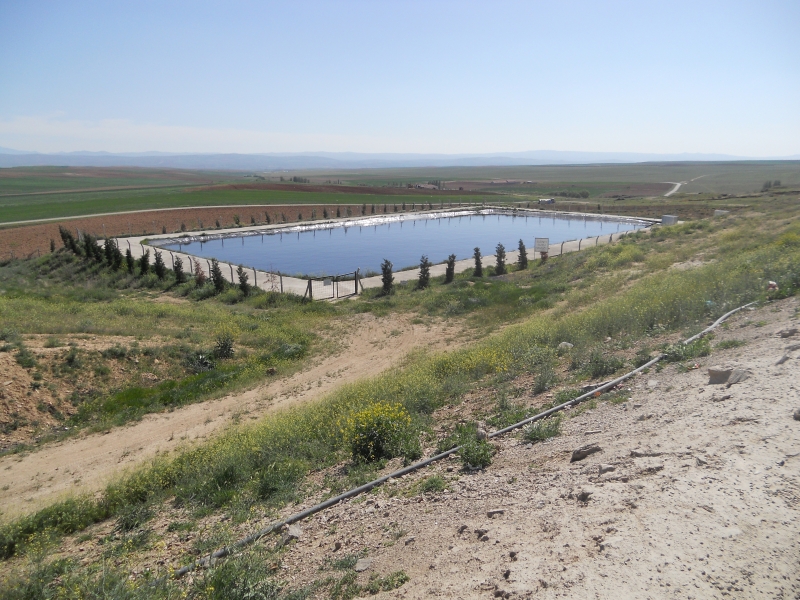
left=237, top=265, right=250, bottom=295
left=154, top=251, right=167, bottom=279
left=495, top=243, right=506, bottom=275
left=174, top=256, right=185, bottom=283
left=112, top=241, right=124, bottom=270
left=445, top=254, right=456, bottom=284
left=380, top=259, right=394, bottom=295
left=125, top=248, right=135, bottom=273
left=104, top=238, right=114, bottom=264
left=139, top=249, right=150, bottom=275
left=210, top=258, right=226, bottom=292
left=194, top=259, right=207, bottom=287
left=517, top=239, right=528, bottom=270
left=83, top=234, right=96, bottom=261
left=473, top=247, right=483, bottom=277
left=417, top=255, right=431, bottom=290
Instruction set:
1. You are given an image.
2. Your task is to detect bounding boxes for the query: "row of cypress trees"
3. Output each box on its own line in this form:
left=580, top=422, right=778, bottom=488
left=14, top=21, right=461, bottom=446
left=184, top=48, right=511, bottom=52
left=381, top=238, right=531, bottom=295
left=56, top=228, right=253, bottom=299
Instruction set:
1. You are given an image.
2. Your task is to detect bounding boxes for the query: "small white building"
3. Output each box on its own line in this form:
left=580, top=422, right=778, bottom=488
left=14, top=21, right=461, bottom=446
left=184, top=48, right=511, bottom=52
left=538, top=198, right=555, bottom=205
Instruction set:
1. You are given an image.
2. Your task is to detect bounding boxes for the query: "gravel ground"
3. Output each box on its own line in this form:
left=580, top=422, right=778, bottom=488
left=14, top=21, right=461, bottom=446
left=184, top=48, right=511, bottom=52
left=262, top=297, right=800, bottom=599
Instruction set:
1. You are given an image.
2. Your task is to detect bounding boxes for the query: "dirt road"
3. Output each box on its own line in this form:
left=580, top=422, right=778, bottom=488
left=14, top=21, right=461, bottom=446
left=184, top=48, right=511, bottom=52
left=0, top=313, right=462, bottom=520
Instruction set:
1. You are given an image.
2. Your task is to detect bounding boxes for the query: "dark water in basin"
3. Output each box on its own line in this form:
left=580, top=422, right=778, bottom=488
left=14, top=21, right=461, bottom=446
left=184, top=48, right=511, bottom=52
left=160, top=210, right=645, bottom=277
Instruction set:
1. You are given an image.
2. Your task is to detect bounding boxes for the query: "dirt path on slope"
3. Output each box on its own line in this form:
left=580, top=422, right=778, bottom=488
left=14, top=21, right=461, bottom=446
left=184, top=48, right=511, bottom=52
left=0, top=313, right=463, bottom=521
left=234, top=297, right=798, bottom=599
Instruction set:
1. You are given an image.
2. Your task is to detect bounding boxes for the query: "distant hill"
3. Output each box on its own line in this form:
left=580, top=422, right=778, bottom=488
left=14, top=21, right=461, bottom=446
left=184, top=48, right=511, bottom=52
left=0, top=148, right=798, bottom=170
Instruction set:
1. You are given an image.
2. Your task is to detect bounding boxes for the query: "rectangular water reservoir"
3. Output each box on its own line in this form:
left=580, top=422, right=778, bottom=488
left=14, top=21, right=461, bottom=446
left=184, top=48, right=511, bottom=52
left=157, top=209, right=646, bottom=278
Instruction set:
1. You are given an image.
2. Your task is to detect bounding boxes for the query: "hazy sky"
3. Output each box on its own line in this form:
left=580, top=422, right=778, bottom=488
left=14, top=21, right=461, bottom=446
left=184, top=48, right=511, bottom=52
left=0, top=1, right=798, bottom=155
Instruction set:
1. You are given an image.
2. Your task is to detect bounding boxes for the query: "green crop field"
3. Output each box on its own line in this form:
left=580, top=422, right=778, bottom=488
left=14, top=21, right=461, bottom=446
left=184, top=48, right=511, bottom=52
left=1, top=162, right=798, bottom=224
left=0, top=186, right=490, bottom=224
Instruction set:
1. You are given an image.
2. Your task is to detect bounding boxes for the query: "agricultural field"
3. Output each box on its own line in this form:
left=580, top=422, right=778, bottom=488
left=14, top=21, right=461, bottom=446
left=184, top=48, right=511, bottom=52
left=0, top=175, right=798, bottom=599
left=2, top=161, right=798, bottom=225
left=293, top=161, right=800, bottom=196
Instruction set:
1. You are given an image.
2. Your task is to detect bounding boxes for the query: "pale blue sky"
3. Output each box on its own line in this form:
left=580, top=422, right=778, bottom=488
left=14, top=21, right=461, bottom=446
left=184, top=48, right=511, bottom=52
left=0, top=0, right=797, bottom=155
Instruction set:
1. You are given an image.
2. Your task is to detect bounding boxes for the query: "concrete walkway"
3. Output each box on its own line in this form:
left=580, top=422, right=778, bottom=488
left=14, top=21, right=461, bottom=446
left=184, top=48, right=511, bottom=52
left=114, top=207, right=652, bottom=299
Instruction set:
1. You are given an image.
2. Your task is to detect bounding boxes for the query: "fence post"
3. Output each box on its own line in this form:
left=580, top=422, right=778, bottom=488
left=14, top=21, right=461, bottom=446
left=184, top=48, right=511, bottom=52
left=561, top=241, right=565, bottom=255
left=578, top=239, right=582, bottom=250
left=609, top=234, right=613, bottom=244
left=169, top=252, right=174, bottom=269
left=596, top=236, right=599, bottom=246
left=307, top=279, right=313, bottom=300
left=253, top=268, right=257, bottom=288
left=280, top=274, right=284, bottom=294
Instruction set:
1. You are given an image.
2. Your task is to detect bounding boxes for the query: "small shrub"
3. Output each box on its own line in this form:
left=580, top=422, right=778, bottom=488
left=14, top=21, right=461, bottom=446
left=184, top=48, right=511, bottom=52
left=115, top=503, right=153, bottom=532
left=413, top=474, right=448, bottom=495
left=633, top=347, right=653, bottom=368
left=363, top=571, right=410, bottom=594
left=523, top=416, right=562, bottom=443
left=257, top=459, right=307, bottom=502
left=101, top=344, right=127, bottom=359
left=715, top=339, right=747, bottom=350
left=214, top=328, right=235, bottom=359
left=553, top=388, right=582, bottom=405
left=459, top=437, right=493, bottom=469
left=586, top=349, right=625, bottom=378
left=44, top=336, right=62, bottom=348
left=533, top=365, right=558, bottom=393
left=192, top=549, right=282, bottom=600
left=15, top=345, right=37, bottom=369
left=341, top=402, right=418, bottom=463
left=663, top=338, right=711, bottom=363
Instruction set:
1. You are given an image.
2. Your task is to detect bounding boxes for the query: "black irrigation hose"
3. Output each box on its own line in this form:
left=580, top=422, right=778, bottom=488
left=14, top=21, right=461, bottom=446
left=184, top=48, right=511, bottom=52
left=170, top=300, right=757, bottom=580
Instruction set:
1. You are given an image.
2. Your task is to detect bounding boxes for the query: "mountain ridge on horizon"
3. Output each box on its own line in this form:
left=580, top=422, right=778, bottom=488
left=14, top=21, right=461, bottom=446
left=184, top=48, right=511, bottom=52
left=0, top=146, right=798, bottom=170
